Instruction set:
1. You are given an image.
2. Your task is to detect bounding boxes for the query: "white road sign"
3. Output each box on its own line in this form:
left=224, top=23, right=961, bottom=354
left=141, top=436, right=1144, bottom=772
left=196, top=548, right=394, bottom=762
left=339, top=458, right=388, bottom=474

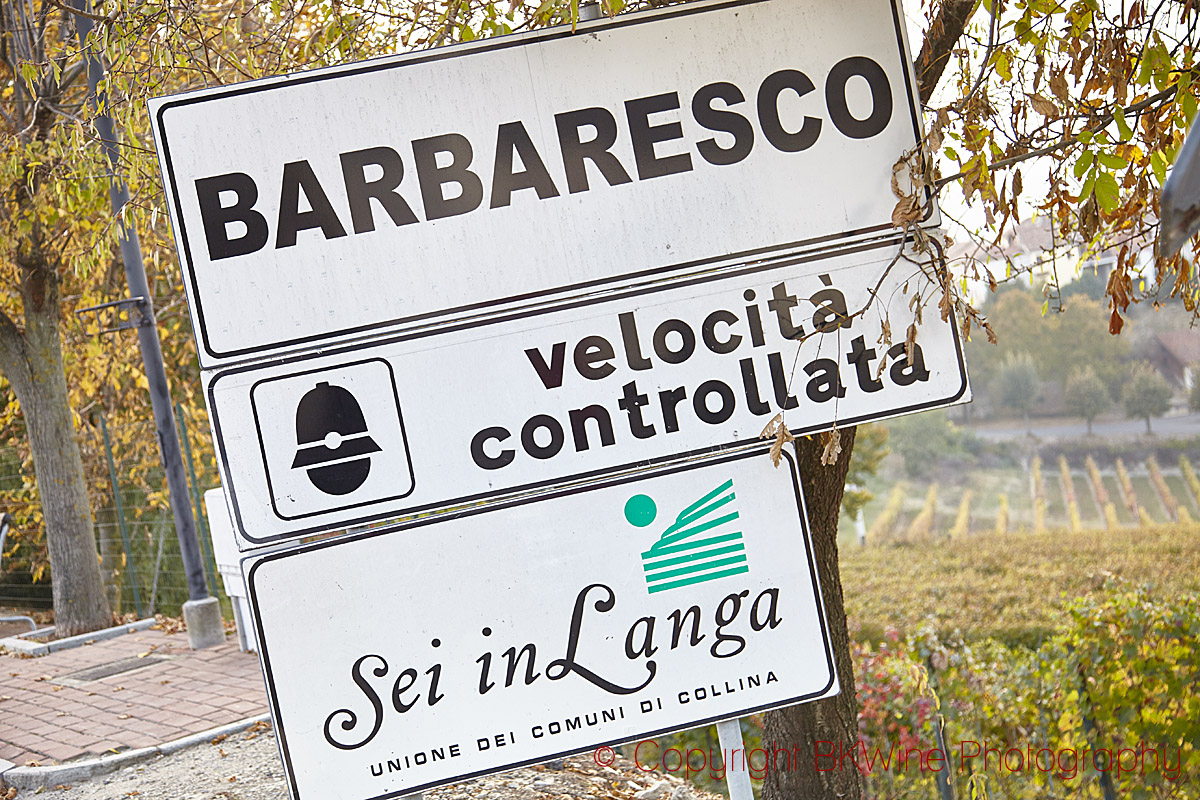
left=248, top=446, right=835, bottom=800
left=150, top=0, right=936, bottom=367
left=208, top=237, right=969, bottom=546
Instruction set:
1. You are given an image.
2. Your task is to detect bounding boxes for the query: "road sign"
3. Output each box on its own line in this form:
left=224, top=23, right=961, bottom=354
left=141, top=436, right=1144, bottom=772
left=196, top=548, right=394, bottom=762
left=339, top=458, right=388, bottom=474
left=208, top=237, right=968, bottom=546
left=150, top=0, right=936, bottom=367
left=247, top=446, right=835, bottom=800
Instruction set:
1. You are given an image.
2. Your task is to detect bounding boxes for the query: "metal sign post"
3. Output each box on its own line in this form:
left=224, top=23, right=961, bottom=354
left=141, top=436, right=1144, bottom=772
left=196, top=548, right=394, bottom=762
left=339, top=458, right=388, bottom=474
left=72, top=0, right=222, bottom=647
left=716, top=719, right=755, bottom=800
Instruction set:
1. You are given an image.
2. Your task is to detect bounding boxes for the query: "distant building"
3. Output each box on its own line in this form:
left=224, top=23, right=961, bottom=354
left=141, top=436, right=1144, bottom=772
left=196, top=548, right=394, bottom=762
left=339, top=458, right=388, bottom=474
left=1147, top=330, right=1200, bottom=389
left=946, top=218, right=1119, bottom=302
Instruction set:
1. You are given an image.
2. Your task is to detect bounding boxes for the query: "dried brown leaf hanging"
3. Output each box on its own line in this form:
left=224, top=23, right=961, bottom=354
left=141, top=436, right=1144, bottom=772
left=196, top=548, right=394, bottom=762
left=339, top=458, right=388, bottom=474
left=820, top=427, right=843, bottom=466
left=892, top=194, right=923, bottom=228
left=758, top=413, right=795, bottom=467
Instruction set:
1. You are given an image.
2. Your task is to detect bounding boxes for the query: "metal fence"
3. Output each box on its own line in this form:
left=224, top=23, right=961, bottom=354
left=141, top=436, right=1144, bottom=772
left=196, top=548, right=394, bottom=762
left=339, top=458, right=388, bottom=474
left=0, top=404, right=223, bottom=619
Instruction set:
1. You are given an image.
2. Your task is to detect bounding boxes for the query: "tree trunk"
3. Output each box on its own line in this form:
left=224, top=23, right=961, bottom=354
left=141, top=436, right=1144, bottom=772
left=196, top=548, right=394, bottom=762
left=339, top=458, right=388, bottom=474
left=0, top=262, right=112, bottom=637
left=914, top=0, right=979, bottom=104
left=24, top=356, right=112, bottom=636
left=1145, top=416, right=1152, bottom=434
left=1086, top=417, right=1093, bottom=436
left=762, top=427, right=861, bottom=800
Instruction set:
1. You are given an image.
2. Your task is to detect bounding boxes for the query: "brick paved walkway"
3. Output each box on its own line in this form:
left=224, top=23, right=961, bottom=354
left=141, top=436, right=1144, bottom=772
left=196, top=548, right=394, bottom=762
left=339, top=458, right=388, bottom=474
left=0, top=627, right=267, bottom=766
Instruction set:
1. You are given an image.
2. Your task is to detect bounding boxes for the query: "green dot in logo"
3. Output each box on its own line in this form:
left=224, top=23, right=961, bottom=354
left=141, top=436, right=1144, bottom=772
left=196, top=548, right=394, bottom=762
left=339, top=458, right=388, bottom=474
left=624, top=494, right=657, bottom=527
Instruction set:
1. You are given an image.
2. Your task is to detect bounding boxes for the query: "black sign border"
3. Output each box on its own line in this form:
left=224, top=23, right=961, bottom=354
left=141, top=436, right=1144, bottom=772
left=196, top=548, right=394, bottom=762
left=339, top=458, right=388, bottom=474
left=154, top=0, right=935, bottom=366
left=246, top=444, right=837, bottom=800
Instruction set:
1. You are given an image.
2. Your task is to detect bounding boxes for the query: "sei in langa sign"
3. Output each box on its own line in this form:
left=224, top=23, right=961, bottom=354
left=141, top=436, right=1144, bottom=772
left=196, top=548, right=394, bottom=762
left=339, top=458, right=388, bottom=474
left=246, top=447, right=834, bottom=800
left=149, top=0, right=935, bottom=367
left=208, top=237, right=968, bottom=546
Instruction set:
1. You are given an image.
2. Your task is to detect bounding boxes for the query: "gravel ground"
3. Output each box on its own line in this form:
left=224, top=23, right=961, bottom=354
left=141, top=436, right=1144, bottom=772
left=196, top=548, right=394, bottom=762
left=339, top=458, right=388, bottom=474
left=20, top=724, right=287, bottom=800
left=18, top=727, right=716, bottom=800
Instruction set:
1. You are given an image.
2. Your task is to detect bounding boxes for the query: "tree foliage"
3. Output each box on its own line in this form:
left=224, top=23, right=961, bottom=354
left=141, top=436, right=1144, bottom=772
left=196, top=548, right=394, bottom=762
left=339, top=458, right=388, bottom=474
left=842, top=422, right=889, bottom=518
left=1, top=0, right=216, bottom=632
left=1123, top=360, right=1174, bottom=431
left=966, top=291, right=1129, bottom=411
left=994, top=350, right=1040, bottom=419
left=1063, top=364, right=1109, bottom=432
left=886, top=409, right=978, bottom=478
left=919, top=0, right=1200, bottom=334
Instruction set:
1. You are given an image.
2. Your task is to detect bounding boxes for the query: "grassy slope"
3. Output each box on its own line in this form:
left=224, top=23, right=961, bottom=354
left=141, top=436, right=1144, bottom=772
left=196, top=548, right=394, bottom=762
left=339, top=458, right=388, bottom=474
left=840, top=523, right=1200, bottom=646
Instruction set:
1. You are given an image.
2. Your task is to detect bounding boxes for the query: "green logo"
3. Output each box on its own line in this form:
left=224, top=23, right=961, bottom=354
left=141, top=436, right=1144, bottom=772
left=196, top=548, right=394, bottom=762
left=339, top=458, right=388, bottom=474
left=630, top=479, right=748, bottom=594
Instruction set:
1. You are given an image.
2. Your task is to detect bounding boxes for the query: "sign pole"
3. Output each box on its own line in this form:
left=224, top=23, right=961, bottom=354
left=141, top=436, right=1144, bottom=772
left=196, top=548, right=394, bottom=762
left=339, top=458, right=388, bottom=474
left=71, top=0, right=223, bottom=648
left=716, top=719, right=754, bottom=800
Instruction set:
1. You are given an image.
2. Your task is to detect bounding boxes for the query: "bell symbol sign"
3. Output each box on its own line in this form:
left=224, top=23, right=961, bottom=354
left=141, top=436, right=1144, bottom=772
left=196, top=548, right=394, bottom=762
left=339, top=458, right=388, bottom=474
left=291, top=382, right=382, bottom=495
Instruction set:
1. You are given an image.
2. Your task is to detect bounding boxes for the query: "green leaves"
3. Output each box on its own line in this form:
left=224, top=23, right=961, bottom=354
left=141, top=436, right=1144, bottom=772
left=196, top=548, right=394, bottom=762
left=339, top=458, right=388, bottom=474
left=991, top=49, right=1012, bottom=82
left=1113, top=106, right=1134, bottom=141
left=846, top=574, right=1199, bottom=796
left=18, top=61, right=38, bottom=94
left=923, top=0, right=1200, bottom=324
left=531, top=0, right=557, bottom=21
left=1151, top=149, right=1169, bottom=185
left=1079, top=166, right=1096, bottom=202
left=1136, top=35, right=1171, bottom=90
left=1073, top=150, right=1094, bottom=179
left=1075, top=146, right=1124, bottom=213
left=1182, top=91, right=1199, bottom=126
left=1093, top=170, right=1120, bottom=213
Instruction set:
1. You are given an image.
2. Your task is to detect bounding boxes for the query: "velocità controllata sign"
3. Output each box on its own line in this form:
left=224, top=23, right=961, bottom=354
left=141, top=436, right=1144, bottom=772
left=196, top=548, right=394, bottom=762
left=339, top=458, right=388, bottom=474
left=209, top=237, right=967, bottom=546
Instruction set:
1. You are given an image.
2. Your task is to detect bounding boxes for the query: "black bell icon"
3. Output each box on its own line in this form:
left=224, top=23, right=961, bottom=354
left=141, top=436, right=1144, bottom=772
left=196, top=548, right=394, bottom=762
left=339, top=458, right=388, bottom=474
left=291, top=381, right=382, bottom=495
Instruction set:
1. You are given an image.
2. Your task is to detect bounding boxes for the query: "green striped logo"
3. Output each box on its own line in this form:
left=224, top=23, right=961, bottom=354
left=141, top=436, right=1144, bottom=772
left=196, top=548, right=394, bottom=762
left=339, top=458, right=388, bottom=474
left=628, top=479, right=748, bottom=595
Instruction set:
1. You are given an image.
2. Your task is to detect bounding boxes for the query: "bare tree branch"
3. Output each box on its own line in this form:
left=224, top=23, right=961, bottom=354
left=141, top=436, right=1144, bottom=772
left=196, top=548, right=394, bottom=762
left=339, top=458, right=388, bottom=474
left=43, top=0, right=109, bottom=23
left=935, top=85, right=1179, bottom=188
left=956, top=0, right=997, bottom=110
